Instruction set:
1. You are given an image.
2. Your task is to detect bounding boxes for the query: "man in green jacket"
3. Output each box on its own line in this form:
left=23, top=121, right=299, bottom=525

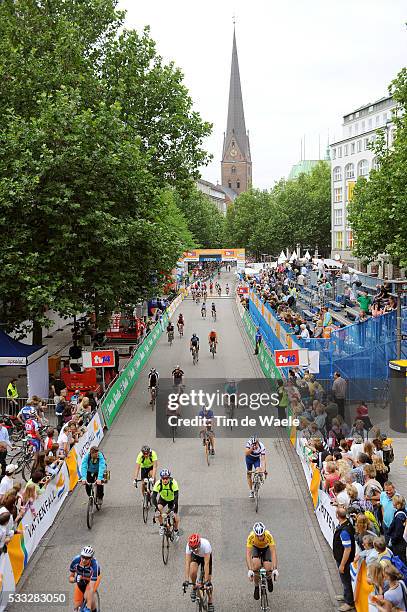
left=357, top=291, right=372, bottom=314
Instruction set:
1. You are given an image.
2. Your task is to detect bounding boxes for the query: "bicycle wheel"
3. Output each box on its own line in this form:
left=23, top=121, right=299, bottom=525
left=162, top=531, right=170, bottom=565
left=151, top=389, right=156, bottom=411
left=142, top=493, right=149, bottom=524
left=260, top=584, right=269, bottom=611
left=22, top=456, right=33, bottom=482
left=172, top=426, right=176, bottom=443
left=86, top=497, right=94, bottom=530
left=95, top=590, right=101, bottom=612
left=255, top=483, right=260, bottom=513
left=205, top=441, right=210, bottom=466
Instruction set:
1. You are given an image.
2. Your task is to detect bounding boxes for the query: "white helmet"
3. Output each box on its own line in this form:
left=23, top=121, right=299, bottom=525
left=80, top=546, right=95, bottom=558
left=253, top=522, right=266, bottom=536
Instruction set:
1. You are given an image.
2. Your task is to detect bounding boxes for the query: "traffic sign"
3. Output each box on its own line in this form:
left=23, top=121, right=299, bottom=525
left=274, top=349, right=300, bottom=367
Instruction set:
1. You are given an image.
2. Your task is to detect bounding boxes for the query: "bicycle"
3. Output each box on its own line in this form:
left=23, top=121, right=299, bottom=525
left=217, top=287, right=221, bottom=297
left=178, top=323, right=184, bottom=337
left=201, top=308, right=206, bottom=319
left=209, top=341, right=216, bottom=359
left=159, top=510, right=175, bottom=565
left=225, top=395, right=236, bottom=429
left=83, top=480, right=102, bottom=530
left=192, top=345, right=199, bottom=365
left=203, top=431, right=213, bottom=466
left=252, top=471, right=267, bottom=513
left=183, top=566, right=213, bottom=612
left=168, top=330, right=174, bottom=347
left=211, top=310, right=216, bottom=322
left=134, top=477, right=154, bottom=524
left=75, top=589, right=101, bottom=612
left=13, top=438, right=35, bottom=482
left=149, top=385, right=157, bottom=411
left=254, top=568, right=271, bottom=612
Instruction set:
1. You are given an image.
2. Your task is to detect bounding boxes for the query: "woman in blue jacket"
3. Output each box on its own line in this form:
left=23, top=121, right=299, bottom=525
left=80, top=446, right=106, bottom=505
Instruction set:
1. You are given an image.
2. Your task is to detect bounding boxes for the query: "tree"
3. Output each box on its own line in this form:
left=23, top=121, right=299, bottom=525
left=0, top=0, right=211, bottom=341
left=348, top=68, right=407, bottom=267
left=175, top=187, right=225, bottom=248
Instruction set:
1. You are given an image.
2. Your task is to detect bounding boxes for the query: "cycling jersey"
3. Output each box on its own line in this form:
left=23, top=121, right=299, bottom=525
left=208, top=332, right=217, bottom=341
left=18, top=406, right=33, bottom=422
left=25, top=418, right=40, bottom=438
left=70, top=556, right=100, bottom=582
left=136, top=450, right=158, bottom=469
left=190, top=337, right=199, bottom=346
left=172, top=369, right=184, bottom=380
left=186, top=537, right=212, bottom=556
left=149, top=372, right=159, bottom=387
left=246, top=441, right=266, bottom=458
left=153, top=478, right=179, bottom=502
left=80, top=451, right=106, bottom=481
left=246, top=530, right=275, bottom=549
left=167, top=325, right=174, bottom=332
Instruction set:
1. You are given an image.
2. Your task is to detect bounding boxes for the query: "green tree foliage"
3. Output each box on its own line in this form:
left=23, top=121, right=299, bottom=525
left=225, top=161, right=331, bottom=257
left=0, top=0, right=211, bottom=340
left=348, top=68, right=407, bottom=267
left=175, top=187, right=226, bottom=249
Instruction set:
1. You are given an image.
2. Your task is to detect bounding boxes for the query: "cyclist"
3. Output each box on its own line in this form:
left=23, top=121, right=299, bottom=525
left=80, top=446, right=106, bottom=506
left=198, top=406, right=215, bottom=455
left=246, top=522, right=278, bottom=600
left=217, top=284, right=221, bottom=297
left=201, top=302, right=206, bottom=318
left=209, top=282, right=213, bottom=295
left=184, top=533, right=215, bottom=611
left=225, top=380, right=237, bottom=411
left=177, top=313, right=184, bottom=335
left=133, top=445, right=158, bottom=498
left=148, top=368, right=159, bottom=405
left=225, top=283, right=230, bottom=295
left=211, top=302, right=216, bottom=320
left=172, top=365, right=184, bottom=390
left=190, top=333, right=200, bottom=359
left=245, top=436, right=267, bottom=498
left=208, top=330, right=217, bottom=353
left=167, top=321, right=175, bottom=342
left=17, top=401, right=35, bottom=425
left=152, top=469, right=180, bottom=541
left=24, top=409, right=42, bottom=452
left=69, top=546, right=101, bottom=612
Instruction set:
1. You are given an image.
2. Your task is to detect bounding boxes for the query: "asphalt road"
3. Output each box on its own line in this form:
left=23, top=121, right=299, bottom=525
left=11, top=273, right=337, bottom=612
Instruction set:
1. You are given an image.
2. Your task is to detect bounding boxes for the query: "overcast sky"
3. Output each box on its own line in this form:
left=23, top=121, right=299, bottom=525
left=119, top=0, right=406, bottom=189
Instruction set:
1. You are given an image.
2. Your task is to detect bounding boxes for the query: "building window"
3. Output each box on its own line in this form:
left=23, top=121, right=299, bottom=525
left=347, top=181, right=355, bottom=201
left=333, top=166, right=342, bottom=182
left=351, top=142, right=355, bottom=154
left=334, top=187, right=343, bottom=203
left=346, top=231, right=354, bottom=249
left=383, top=112, right=388, bottom=123
left=332, top=148, right=336, bottom=160
left=348, top=127, right=352, bottom=137
left=364, top=137, right=369, bottom=150
left=372, top=157, right=379, bottom=171
left=355, top=111, right=360, bottom=118
left=357, top=159, right=369, bottom=177
left=228, top=181, right=232, bottom=188
left=231, top=166, right=236, bottom=174
left=345, top=163, right=354, bottom=179
left=361, top=120, right=365, bottom=132
left=344, top=144, right=348, bottom=156
left=354, top=124, right=359, bottom=135
left=368, top=118, right=373, bottom=129
left=236, top=180, right=240, bottom=189
left=334, top=209, right=343, bottom=226
left=337, top=146, right=342, bottom=158
left=357, top=140, right=362, bottom=153
left=335, top=231, right=343, bottom=250
left=376, top=115, right=380, bottom=126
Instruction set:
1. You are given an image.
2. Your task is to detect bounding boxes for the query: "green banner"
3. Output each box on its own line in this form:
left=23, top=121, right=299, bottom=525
left=100, top=314, right=168, bottom=427
left=242, top=310, right=282, bottom=381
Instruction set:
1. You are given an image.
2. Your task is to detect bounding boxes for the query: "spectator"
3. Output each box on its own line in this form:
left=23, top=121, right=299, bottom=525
left=354, top=515, right=377, bottom=550
left=351, top=453, right=371, bottom=486
left=333, top=506, right=356, bottom=611
left=45, top=456, right=63, bottom=479
left=372, top=456, right=389, bottom=488
left=373, top=536, right=394, bottom=568
left=16, top=483, right=38, bottom=519
left=357, top=291, right=372, bottom=315
left=55, top=397, right=66, bottom=432
left=6, top=378, right=19, bottom=411
left=31, top=451, right=47, bottom=480
left=333, top=481, right=350, bottom=508
left=254, top=327, right=262, bottom=355
left=87, top=392, right=97, bottom=412
left=0, top=465, right=18, bottom=503
left=332, top=372, right=347, bottom=419
left=387, top=495, right=407, bottom=563
left=364, top=464, right=383, bottom=520
left=0, top=417, right=13, bottom=478
left=367, top=562, right=385, bottom=605
left=25, top=471, right=45, bottom=496
left=350, top=421, right=368, bottom=442
left=373, top=563, right=407, bottom=611
left=380, top=482, right=399, bottom=544
left=0, top=510, right=14, bottom=552
left=355, top=535, right=378, bottom=566
left=323, top=462, right=341, bottom=495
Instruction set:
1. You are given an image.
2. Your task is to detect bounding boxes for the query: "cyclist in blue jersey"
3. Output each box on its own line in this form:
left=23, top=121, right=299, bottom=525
left=17, top=402, right=35, bottom=424
left=69, top=546, right=101, bottom=612
left=245, top=436, right=267, bottom=499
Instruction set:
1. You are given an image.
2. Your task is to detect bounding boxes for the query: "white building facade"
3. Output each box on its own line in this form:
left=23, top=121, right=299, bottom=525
left=196, top=179, right=228, bottom=216
left=330, top=96, right=396, bottom=268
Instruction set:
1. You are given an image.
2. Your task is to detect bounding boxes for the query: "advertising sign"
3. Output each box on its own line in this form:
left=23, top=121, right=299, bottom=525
left=83, top=350, right=116, bottom=368
left=275, top=349, right=300, bottom=367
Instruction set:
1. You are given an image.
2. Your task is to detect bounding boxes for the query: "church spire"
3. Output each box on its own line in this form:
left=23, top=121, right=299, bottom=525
left=223, top=27, right=250, bottom=160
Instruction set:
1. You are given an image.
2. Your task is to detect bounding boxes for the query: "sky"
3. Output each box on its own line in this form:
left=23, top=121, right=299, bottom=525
left=119, top=0, right=406, bottom=189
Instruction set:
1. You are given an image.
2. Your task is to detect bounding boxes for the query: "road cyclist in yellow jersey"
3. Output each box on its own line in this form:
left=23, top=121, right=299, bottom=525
left=133, top=445, right=158, bottom=498
left=246, top=522, right=278, bottom=601
left=152, top=469, right=180, bottom=542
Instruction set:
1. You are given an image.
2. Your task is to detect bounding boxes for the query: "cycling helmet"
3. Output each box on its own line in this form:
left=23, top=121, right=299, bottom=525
left=253, top=522, right=266, bottom=536
left=188, top=533, right=201, bottom=549
left=160, top=469, right=171, bottom=478
left=141, top=445, right=150, bottom=454
left=29, top=408, right=38, bottom=417
left=248, top=435, right=259, bottom=445
left=81, top=546, right=95, bottom=558
left=150, top=368, right=156, bottom=373
left=175, top=365, right=180, bottom=369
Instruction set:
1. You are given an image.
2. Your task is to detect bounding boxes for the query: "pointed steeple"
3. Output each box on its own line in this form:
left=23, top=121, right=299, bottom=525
left=223, top=28, right=251, bottom=160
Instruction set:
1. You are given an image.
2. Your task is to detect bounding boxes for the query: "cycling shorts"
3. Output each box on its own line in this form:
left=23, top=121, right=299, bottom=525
left=245, top=455, right=261, bottom=471
left=28, top=438, right=41, bottom=452
left=157, top=497, right=178, bottom=513
left=250, top=546, right=271, bottom=562
left=141, top=466, right=153, bottom=480
left=74, top=576, right=101, bottom=607
left=191, top=552, right=213, bottom=574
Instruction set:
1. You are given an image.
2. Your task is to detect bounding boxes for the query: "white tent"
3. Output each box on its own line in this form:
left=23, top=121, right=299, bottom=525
left=289, top=250, right=298, bottom=263
left=0, top=331, right=49, bottom=398
left=244, top=268, right=257, bottom=276
left=277, top=251, right=287, bottom=264
left=304, top=250, right=311, bottom=260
